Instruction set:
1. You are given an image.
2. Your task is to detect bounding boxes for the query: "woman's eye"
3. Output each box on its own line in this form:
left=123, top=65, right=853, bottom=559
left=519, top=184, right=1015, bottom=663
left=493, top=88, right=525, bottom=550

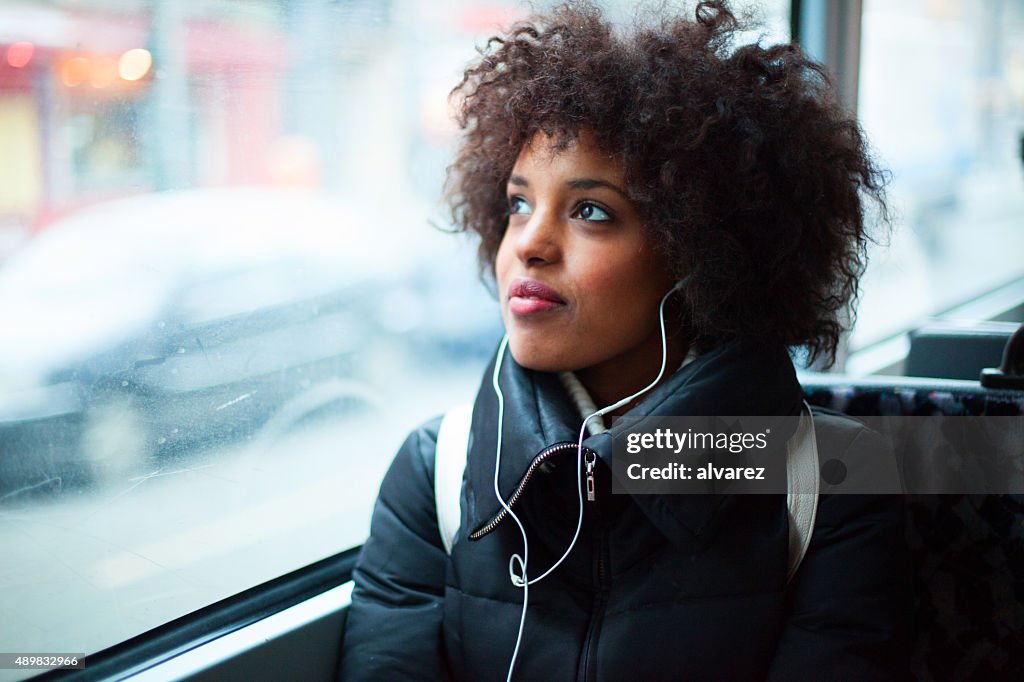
left=573, top=202, right=612, bottom=222
left=508, top=196, right=531, bottom=215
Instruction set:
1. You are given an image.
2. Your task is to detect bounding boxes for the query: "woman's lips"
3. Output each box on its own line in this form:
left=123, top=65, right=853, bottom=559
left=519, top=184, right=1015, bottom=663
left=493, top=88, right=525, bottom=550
left=508, top=278, right=566, bottom=315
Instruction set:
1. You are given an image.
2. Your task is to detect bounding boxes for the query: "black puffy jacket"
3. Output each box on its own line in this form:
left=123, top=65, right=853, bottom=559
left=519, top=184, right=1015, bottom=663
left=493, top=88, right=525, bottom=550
left=339, top=340, right=911, bottom=681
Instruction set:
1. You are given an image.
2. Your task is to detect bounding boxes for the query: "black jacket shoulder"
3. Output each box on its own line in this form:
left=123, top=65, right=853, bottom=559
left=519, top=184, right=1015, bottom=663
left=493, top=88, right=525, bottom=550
left=338, top=417, right=452, bottom=682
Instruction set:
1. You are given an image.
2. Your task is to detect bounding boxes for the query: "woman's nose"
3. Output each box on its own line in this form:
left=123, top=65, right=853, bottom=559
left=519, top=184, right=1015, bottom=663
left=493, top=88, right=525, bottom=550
left=514, top=209, right=561, bottom=266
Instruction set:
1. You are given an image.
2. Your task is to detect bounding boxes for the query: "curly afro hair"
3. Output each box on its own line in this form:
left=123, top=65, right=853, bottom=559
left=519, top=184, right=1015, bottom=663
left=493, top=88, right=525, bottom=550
left=446, top=0, right=888, bottom=367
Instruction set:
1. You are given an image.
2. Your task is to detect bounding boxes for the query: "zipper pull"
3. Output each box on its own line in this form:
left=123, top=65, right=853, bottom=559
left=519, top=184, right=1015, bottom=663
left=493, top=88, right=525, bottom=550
left=585, top=451, right=597, bottom=502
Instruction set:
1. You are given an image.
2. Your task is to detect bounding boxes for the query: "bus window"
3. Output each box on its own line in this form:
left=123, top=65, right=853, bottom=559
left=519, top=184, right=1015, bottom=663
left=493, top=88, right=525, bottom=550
left=852, top=0, right=1024, bottom=367
left=0, top=0, right=509, bottom=673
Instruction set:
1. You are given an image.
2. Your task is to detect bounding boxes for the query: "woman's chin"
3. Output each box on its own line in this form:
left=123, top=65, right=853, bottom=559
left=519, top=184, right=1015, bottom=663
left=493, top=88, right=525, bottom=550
left=507, top=339, right=576, bottom=373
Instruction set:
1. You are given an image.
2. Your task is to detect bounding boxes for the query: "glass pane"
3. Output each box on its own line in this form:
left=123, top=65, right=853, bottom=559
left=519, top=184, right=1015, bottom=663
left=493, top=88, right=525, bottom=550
left=0, top=0, right=500, bottom=673
left=0, top=0, right=789, bottom=675
left=854, top=0, right=1024, bottom=352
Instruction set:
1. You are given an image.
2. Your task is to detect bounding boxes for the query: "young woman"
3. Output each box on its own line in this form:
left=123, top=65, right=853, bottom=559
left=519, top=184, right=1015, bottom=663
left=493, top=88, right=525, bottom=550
left=339, top=2, right=910, bottom=679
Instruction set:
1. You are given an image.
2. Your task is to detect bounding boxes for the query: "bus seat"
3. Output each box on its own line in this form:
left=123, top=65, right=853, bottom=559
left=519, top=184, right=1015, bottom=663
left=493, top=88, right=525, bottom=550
left=906, top=321, right=1018, bottom=381
left=801, top=376, right=1024, bottom=681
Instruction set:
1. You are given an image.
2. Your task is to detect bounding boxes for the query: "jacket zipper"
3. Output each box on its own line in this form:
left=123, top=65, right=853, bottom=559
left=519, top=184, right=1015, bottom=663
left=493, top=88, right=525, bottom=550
left=469, top=442, right=599, bottom=540
left=579, top=491, right=610, bottom=682
left=585, top=449, right=597, bottom=502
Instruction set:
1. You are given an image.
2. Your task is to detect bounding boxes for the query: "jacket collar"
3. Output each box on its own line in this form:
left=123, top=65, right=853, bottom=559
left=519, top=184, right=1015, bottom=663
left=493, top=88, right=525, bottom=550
left=464, top=338, right=802, bottom=548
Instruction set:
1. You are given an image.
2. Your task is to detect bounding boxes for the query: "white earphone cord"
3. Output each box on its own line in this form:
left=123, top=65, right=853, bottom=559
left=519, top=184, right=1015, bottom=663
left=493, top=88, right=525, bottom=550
left=491, top=282, right=682, bottom=681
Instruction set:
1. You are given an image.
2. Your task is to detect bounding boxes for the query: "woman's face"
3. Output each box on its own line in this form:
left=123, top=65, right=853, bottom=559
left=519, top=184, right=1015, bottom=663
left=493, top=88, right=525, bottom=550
left=495, top=130, right=679, bottom=402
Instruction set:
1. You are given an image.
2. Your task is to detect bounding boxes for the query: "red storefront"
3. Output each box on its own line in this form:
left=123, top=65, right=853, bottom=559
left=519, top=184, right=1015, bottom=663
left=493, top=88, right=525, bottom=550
left=0, top=3, right=288, bottom=235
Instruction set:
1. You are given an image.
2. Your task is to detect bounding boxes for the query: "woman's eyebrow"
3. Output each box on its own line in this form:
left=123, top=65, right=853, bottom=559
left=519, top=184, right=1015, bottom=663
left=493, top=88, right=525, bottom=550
left=506, top=175, right=629, bottom=200
left=567, top=178, right=629, bottom=199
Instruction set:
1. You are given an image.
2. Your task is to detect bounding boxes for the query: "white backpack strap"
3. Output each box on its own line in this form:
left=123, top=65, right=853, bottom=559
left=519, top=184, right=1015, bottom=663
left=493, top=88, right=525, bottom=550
left=435, top=403, right=473, bottom=555
left=785, top=401, right=820, bottom=582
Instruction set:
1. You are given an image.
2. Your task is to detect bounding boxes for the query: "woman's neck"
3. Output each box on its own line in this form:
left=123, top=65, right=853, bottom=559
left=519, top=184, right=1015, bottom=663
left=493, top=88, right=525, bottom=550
left=574, top=335, right=688, bottom=417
